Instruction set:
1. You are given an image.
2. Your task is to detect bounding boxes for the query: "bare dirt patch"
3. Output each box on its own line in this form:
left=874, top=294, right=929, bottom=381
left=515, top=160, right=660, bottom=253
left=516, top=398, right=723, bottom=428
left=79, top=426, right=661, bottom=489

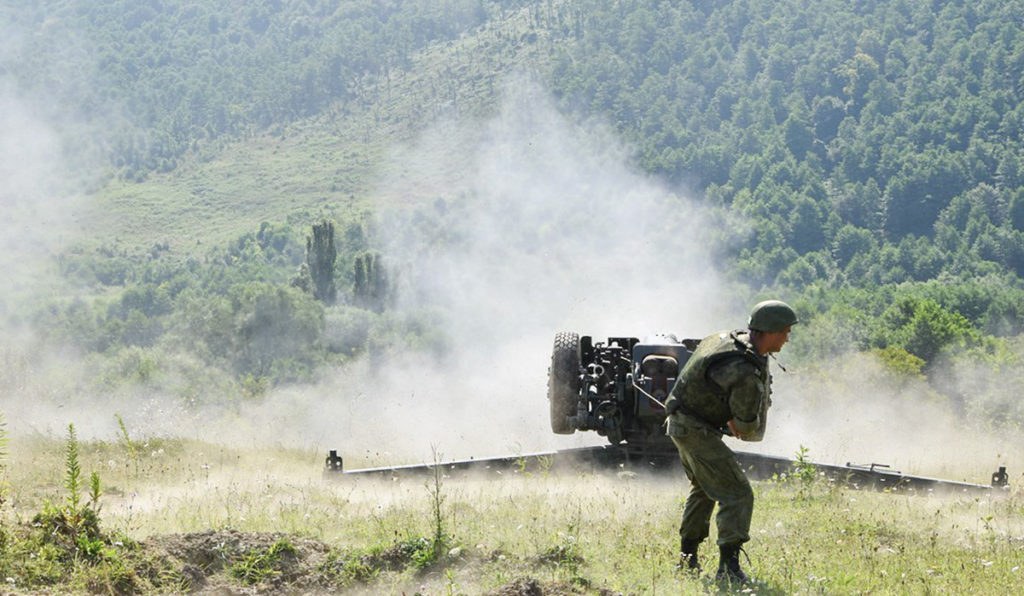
left=139, top=531, right=621, bottom=595
left=142, top=529, right=333, bottom=594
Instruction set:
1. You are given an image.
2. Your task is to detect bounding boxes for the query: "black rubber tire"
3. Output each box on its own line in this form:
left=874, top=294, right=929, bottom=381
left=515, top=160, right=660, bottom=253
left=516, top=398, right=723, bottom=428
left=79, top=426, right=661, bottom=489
left=548, top=332, right=581, bottom=434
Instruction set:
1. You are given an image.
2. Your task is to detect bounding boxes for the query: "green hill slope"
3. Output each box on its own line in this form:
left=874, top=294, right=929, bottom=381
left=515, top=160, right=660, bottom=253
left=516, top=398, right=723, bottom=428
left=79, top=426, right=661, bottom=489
left=65, top=1, right=558, bottom=249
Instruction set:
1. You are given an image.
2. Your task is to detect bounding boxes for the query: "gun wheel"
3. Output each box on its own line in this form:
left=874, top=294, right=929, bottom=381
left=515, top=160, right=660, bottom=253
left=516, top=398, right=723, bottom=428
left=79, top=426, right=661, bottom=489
left=548, top=331, right=581, bottom=434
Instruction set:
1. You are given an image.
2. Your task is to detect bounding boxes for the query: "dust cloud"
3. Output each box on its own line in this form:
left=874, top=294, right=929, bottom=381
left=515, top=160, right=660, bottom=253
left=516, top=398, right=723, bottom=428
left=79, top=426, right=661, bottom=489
left=269, top=77, right=737, bottom=464
left=309, top=79, right=1019, bottom=479
left=0, top=86, right=77, bottom=307
left=0, top=17, right=105, bottom=318
left=0, top=17, right=120, bottom=442
left=296, top=68, right=1022, bottom=480
left=756, top=352, right=1020, bottom=483
left=1, top=74, right=735, bottom=466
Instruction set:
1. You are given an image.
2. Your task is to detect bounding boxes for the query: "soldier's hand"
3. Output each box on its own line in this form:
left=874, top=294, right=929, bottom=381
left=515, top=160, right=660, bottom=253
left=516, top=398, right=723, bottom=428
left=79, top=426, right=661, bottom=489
left=727, top=419, right=749, bottom=439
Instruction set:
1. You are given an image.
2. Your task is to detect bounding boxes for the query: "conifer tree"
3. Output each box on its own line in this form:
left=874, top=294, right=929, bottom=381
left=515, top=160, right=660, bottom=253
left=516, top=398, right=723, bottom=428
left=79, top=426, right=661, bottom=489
left=306, top=220, right=337, bottom=305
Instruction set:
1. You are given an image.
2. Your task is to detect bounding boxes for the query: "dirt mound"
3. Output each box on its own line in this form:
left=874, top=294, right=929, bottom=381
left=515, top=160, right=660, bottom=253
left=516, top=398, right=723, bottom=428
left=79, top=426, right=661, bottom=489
left=139, top=531, right=624, bottom=595
left=143, top=529, right=333, bottom=594
left=484, top=577, right=621, bottom=596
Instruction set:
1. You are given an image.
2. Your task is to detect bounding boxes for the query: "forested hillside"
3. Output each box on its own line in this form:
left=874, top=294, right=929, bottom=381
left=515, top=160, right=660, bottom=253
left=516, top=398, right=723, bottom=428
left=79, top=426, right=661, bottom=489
left=4, top=0, right=1024, bottom=427
left=554, top=0, right=1024, bottom=281
left=3, top=0, right=509, bottom=177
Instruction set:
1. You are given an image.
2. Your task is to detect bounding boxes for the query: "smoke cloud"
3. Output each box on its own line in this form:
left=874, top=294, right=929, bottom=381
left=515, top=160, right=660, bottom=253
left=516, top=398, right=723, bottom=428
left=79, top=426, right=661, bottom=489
left=0, top=16, right=116, bottom=441
left=0, top=86, right=74, bottom=306
left=194, top=77, right=734, bottom=463
left=2, top=74, right=734, bottom=466
left=298, top=76, right=1022, bottom=479
left=0, top=17, right=102, bottom=316
left=759, top=354, right=1018, bottom=481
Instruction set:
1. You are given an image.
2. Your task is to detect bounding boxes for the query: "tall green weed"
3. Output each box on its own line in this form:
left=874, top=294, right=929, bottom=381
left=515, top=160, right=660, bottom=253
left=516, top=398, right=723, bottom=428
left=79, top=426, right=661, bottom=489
left=31, top=424, right=105, bottom=562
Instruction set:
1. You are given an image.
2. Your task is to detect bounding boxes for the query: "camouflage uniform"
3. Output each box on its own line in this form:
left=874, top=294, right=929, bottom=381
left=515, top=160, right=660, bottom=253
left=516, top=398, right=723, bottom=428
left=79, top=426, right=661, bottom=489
left=664, top=330, right=770, bottom=547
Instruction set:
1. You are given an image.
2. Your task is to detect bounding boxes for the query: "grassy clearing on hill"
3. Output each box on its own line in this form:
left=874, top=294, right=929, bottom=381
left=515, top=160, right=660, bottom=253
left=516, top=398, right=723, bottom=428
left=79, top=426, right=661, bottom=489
left=1, top=432, right=1021, bottom=594
left=82, top=5, right=559, bottom=254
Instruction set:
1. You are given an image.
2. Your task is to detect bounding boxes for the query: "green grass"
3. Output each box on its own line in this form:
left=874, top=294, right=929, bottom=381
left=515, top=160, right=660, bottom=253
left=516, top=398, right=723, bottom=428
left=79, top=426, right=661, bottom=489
left=1, top=433, right=1021, bottom=594
left=83, top=127, right=379, bottom=254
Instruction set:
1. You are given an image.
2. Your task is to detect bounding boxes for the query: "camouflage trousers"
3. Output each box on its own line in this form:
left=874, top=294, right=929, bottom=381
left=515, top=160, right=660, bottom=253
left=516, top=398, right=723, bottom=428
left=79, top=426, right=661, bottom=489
left=670, top=429, right=753, bottom=547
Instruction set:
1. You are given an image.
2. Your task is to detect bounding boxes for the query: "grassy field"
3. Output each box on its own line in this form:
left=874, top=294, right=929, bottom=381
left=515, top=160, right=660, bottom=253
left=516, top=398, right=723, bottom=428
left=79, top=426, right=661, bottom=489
left=1, top=431, right=1021, bottom=594
left=78, top=6, right=560, bottom=255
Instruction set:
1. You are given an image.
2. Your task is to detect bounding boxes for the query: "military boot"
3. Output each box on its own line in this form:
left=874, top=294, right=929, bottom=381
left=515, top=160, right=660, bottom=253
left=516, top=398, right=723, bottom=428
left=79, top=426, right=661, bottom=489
left=677, top=538, right=701, bottom=573
left=715, top=544, right=749, bottom=584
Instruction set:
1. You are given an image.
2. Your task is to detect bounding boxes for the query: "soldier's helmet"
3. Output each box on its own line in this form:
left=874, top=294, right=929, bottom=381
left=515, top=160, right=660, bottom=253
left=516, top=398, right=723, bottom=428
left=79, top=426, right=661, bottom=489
left=748, top=300, right=798, bottom=333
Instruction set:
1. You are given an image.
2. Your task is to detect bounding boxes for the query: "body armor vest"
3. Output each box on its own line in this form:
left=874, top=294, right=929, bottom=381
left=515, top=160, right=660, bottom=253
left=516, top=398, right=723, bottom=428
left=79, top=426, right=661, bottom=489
left=664, top=330, right=767, bottom=428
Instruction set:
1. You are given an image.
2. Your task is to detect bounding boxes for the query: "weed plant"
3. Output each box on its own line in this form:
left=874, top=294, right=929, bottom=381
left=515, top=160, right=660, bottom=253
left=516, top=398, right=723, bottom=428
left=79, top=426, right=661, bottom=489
left=427, top=446, right=450, bottom=565
left=229, top=538, right=298, bottom=585
left=0, top=424, right=189, bottom=593
left=115, top=413, right=139, bottom=479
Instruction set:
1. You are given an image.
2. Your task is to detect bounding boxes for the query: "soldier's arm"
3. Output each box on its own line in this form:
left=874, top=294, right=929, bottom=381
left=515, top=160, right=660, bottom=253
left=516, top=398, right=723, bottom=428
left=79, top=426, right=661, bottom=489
left=707, top=359, right=764, bottom=438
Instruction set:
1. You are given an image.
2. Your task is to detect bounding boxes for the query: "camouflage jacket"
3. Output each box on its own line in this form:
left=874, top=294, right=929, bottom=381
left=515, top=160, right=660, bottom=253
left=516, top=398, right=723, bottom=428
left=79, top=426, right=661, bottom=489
left=664, top=330, right=771, bottom=441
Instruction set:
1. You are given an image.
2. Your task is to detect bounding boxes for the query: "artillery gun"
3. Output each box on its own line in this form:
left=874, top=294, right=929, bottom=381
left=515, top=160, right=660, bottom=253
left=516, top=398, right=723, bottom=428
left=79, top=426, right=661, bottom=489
left=324, top=331, right=1010, bottom=493
left=541, top=329, right=1010, bottom=492
left=547, top=331, right=696, bottom=449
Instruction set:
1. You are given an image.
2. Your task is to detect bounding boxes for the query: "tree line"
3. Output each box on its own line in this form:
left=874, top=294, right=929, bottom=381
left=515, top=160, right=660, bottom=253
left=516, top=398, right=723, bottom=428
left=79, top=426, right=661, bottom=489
left=39, top=218, right=401, bottom=398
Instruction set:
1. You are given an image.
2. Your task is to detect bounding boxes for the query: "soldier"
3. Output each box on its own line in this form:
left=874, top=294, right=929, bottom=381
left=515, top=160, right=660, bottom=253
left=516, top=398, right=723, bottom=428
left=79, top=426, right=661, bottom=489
left=663, top=299, right=798, bottom=583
